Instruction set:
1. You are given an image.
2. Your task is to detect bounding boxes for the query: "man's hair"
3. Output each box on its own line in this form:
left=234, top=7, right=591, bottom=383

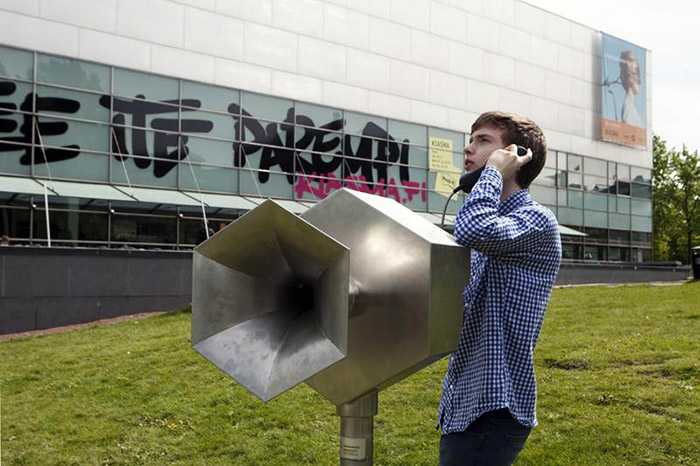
left=470, top=111, right=547, bottom=189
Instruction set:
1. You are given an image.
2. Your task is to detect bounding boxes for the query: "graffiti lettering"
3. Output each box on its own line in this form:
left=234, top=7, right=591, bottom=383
left=0, top=81, right=81, bottom=164
left=1, top=83, right=429, bottom=204
left=229, top=103, right=413, bottom=192
left=100, top=95, right=213, bottom=177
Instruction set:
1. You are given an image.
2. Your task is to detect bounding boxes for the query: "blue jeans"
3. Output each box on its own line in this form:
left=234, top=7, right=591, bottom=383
left=438, top=409, right=531, bottom=466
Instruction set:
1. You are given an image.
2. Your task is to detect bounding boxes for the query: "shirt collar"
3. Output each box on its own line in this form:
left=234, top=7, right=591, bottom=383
left=498, top=188, right=531, bottom=215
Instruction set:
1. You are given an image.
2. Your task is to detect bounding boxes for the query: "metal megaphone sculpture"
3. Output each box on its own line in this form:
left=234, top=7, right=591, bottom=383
left=192, top=188, right=469, bottom=465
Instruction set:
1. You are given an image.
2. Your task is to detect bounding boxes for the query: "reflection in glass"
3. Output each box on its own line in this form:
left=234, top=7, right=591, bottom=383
left=181, top=110, right=234, bottom=140
left=631, top=215, right=651, bottom=232
left=584, top=157, right=606, bottom=176
left=180, top=163, right=237, bottom=193
left=534, top=167, right=557, bottom=187
left=567, top=172, right=582, bottom=190
left=110, top=155, right=177, bottom=188
left=389, top=120, right=427, bottom=147
left=567, top=154, right=582, bottom=173
left=241, top=117, right=293, bottom=148
left=583, top=245, right=606, bottom=261
left=530, top=185, right=556, bottom=205
left=584, top=192, right=607, bottom=211
left=0, top=143, right=30, bottom=175
left=33, top=208, right=108, bottom=242
left=568, top=190, right=583, bottom=208
left=545, top=150, right=556, bottom=168
left=241, top=92, right=293, bottom=122
left=608, top=247, right=630, bottom=262
left=0, top=46, right=33, bottom=80
left=630, top=166, right=651, bottom=184
left=557, top=151, right=567, bottom=171
left=631, top=231, right=652, bottom=243
left=34, top=151, right=109, bottom=183
left=584, top=210, right=607, bottom=228
left=609, top=213, right=631, bottom=230
left=239, top=169, right=293, bottom=199
left=186, top=136, right=235, bottom=167
left=617, top=196, right=631, bottom=214
left=562, top=243, right=582, bottom=260
left=111, top=213, right=177, bottom=245
left=37, top=85, right=110, bottom=123
left=583, top=174, right=608, bottom=192
left=617, top=163, right=630, bottom=182
left=295, top=102, right=343, bottom=128
left=37, top=54, right=109, bottom=92
left=609, top=228, right=630, bottom=243
left=558, top=207, right=583, bottom=226
left=344, top=111, right=387, bottom=135
left=114, top=68, right=179, bottom=101
left=631, top=198, right=651, bottom=216
left=631, top=183, right=651, bottom=198
left=0, top=205, right=31, bottom=238
left=181, top=80, right=239, bottom=114
left=617, top=180, right=630, bottom=196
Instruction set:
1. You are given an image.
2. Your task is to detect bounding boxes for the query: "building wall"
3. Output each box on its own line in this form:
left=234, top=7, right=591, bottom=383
left=0, top=246, right=192, bottom=334
left=0, top=0, right=651, bottom=167
left=0, top=248, right=688, bottom=335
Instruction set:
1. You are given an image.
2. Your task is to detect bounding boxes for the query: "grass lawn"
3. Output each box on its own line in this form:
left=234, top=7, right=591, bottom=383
left=1, top=282, right=699, bottom=465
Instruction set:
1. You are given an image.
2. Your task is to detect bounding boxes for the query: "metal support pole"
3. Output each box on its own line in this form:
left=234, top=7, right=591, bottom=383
left=337, top=390, right=378, bottom=466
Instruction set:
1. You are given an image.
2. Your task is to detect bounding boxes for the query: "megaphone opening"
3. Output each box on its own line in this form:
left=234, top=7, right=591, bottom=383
left=289, top=280, right=315, bottom=313
left=192, top=200, right=351, bottom=401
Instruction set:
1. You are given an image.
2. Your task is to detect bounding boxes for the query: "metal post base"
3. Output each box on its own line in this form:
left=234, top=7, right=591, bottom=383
left=336, top=390, right=379, bottom=466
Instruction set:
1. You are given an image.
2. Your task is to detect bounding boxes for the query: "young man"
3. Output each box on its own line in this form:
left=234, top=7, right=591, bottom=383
left=437, top=112, right=562, bottom=466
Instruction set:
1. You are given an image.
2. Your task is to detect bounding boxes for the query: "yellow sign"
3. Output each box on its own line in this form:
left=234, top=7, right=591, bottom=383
left=435, top=171, right=461, bottom=198
left=429, top=137, right=459, bottom=173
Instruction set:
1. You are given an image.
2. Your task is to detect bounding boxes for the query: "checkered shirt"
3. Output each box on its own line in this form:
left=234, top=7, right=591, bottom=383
left=437, top=166, right=562, bottom=433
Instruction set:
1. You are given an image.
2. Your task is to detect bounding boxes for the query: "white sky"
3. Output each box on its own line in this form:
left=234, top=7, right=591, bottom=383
left=524, top=0, right=700, bottom=152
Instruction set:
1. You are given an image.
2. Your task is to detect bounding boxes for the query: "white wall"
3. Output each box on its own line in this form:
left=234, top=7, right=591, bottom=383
left=0, top=0, right=651, bottom=167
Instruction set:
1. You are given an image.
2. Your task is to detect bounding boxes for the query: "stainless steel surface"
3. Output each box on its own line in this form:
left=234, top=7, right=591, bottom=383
left=302, top=189, right=469, bottom=405
left=338, top=390, right=378, bottom=466
left=192, top=199, right=351, bottom=401
left=192, top=189, right=470, bottom=463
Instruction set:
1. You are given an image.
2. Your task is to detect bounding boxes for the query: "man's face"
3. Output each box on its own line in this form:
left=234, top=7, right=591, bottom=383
left=464, top=125, right=506, bottom=173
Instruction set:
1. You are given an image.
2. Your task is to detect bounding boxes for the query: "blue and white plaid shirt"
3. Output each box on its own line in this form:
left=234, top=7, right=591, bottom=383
left=438, top=166, right=561, bottom=433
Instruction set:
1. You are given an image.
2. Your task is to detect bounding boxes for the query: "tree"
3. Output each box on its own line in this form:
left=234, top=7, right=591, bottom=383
left=652, top=134, right=700, bottom=263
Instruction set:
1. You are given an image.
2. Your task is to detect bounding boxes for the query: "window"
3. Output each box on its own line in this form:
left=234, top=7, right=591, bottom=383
left=0, top=46, right=33, bottom=80
left=37, top=53, right=110, bottom=92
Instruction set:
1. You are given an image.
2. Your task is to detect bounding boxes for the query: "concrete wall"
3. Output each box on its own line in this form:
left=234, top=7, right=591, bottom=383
left=0, top=0, right=651, bottom=168
left=557, top=262, right=690, bottom=286
left=0, top=246, right=192, bottom=335
left=0, top=247, right=690, bottom=335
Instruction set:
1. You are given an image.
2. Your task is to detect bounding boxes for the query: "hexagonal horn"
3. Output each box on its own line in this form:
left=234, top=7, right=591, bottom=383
left=192, top=200, right=350, bottom=402
left=300, top=188, right=469, bottom=406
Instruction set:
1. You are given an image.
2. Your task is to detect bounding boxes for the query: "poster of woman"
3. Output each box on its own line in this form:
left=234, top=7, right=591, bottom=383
left=600, top=34, right=647, bottom=147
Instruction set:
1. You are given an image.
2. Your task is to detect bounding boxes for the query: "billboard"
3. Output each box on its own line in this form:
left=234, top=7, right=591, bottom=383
left=600, top=33, right=647, bottom=148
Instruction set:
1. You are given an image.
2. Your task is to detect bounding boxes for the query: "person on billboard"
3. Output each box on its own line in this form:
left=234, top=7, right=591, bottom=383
left=620, top=50, right=643, bottom=127
left=437, top=112, right=562, bottom=466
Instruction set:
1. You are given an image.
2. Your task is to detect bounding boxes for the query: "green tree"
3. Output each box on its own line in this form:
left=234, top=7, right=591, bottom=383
left=652, top=134, right=700, bottom=263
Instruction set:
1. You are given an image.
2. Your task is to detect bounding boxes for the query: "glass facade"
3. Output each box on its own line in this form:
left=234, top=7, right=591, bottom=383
left=528, top=147, right=652, bottom=262
left=0, top=45, right=652, bottom=259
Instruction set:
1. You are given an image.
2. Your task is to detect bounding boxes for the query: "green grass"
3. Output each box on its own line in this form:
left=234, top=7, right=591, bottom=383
left=1, top=282, right=699, bottom=465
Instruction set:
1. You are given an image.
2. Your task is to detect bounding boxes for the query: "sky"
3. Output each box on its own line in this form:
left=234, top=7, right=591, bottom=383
left=524, top=0, right=700, bottom=152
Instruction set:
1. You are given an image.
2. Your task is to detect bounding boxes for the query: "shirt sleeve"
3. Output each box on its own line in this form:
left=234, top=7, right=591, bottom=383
left=453, top=166, right=551, bottom=257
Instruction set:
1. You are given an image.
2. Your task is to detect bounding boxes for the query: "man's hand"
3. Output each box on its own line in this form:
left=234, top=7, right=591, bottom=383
left=486, top=144, right=532, bottom=179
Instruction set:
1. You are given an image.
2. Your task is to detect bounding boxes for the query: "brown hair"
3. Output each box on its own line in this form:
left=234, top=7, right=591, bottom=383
left=470, top=111, right=547, bottom=189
